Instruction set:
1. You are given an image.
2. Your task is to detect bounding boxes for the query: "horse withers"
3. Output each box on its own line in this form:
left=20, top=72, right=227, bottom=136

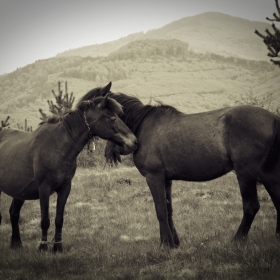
left=0, top=95, right=137, bottom=252
left=82, top=82, right=280, bottom=248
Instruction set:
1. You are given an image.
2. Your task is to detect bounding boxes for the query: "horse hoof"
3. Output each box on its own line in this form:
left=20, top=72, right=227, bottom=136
left=39, top=243, right=48, bottom=252
left=174, top=240, right=180, bottom=249
left=53, top=243, right=63, bottom=253
left=160, top=240, right=175, bottom=250
left=173, top=233, right=180, bottom=248
left=232, top=235, right=247, bottom=245
left=11, top=241, right=22, bottom=249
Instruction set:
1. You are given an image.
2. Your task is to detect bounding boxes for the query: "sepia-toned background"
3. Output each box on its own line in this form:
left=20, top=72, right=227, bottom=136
left=0, top=0, right=280, bottom=279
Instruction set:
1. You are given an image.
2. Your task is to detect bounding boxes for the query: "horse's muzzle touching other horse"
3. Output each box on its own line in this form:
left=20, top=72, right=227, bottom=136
left=82, top=82, right=280, bottom=248
left=0, top=95, right=137, bottom=252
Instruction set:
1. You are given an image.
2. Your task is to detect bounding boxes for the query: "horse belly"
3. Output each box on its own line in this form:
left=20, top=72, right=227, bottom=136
left=0, top=161, right=36, bottom=195
left=165, top=156, right=230, bottom=181
left=164, top=142, right=232, bottom=181
left=136, top=112, right=232, bottom=181
left=0, top=178, right=39, bottom=200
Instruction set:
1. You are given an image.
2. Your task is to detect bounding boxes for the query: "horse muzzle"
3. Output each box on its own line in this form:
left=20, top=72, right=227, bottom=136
left=111, top=135, right=138, bottom=155
left=121, top=139, right=138, bottom=155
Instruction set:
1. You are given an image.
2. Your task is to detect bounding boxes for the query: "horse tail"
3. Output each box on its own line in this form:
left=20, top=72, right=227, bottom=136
left=262, top=117, right=280, bottom=171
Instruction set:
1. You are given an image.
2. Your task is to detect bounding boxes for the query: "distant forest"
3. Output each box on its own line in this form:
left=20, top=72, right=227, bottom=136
left=0, top=39, right=274, bottom=115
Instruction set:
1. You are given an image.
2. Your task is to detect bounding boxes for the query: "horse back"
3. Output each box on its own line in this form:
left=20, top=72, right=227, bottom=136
left=0, top=128, right=34, bottom=155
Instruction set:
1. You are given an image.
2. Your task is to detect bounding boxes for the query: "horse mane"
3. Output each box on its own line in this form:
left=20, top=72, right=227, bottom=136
left=112, top=93, right=153, bottom=133
left=112, top=94, right=183, bottom=132
left=76, top=87, right=105, bottom=108
left=78, top=87, right=182, bottom=133
left=39, top=115, right=62, bottom=125
left=76, top=95, right=123, bottom=116
left=40, top=95, right=123, bottom=123
left=38, top=109, right=86, bottom=135
left=152, top=99, right=183, bottom=114
left=62, top=110, right=86, bottom=136
left=92, top=96, right=123, bottom=116
left=38, top=116, right=60, bottom=127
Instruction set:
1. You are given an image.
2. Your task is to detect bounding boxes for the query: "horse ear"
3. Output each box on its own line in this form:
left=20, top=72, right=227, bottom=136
left=100, top=82, right=112, bottom=96
left=97, top=94, right=109, bottom=109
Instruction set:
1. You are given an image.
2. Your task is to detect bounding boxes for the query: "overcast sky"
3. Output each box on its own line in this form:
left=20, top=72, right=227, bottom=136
left=0, top=0, right=277, bottom=75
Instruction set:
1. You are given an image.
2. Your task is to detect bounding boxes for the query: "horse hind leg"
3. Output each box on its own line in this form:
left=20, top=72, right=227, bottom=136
left=9, top=198, right=25, bottom=248
left=234, top=174, right=259, bottom=241
left=165, top=180, right=180, bottom=247
left=259, top=172, right=280, bottom=239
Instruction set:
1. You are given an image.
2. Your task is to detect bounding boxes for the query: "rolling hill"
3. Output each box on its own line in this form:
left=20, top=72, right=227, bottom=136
left=56, top=12, right=272, bottom=61
left=0, top=12, right=279, bottom=130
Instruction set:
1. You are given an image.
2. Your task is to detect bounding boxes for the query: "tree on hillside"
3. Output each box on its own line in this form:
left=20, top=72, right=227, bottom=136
left=39, top=81, right=75, bottom=121
left=0, top=116, right=10, bottom=131
left=255, top=0, right=280, bottom=66
left=17, top=118, right=32, bottom=132
left=38, top=81, right=97, bottom=163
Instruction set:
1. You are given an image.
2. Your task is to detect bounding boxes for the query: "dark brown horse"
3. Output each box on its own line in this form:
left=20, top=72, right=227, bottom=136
left=0, top=95, right=137, bottom=252
left=80, top=82, right=280, bottom=248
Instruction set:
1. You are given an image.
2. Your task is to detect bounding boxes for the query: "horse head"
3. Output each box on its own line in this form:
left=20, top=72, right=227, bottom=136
left=78, top=95, right=138, bottom=153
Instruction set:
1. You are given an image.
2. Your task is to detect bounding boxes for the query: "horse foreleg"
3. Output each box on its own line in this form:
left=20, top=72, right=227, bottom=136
left=39, top=185, right=51, bottom=251
left=9, top=198, right=25, bottom=248
left=53, top=182, right=71, bottom=253
left=146, top=174, right=175, bottom=248
left=165, top=180, right=180, bottom=247
left=234, top=175, right=259, bottom=241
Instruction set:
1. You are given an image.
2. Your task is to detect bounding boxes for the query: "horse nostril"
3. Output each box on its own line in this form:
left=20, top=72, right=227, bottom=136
left=135, top=140, right=138, bottom=146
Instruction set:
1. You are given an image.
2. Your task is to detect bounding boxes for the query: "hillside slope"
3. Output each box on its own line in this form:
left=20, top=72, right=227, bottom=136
left=0, top=39, right=278, bottom=130
left=56, top=12, right=271, bottom=62
left=56, top=32, right=145, bottom=59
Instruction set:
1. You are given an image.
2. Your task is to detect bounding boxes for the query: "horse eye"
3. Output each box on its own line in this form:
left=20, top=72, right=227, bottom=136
left=110, top=116, right=117, bottom=122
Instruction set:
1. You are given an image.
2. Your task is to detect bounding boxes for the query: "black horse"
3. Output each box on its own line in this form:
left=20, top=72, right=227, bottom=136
left=0, top=95, right=137, bottom=251
left=80, top=82, right=280, bottom=248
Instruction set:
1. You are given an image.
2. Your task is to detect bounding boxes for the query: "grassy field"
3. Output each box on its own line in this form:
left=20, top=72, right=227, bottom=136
left=0, top=166, right=280, bottom=279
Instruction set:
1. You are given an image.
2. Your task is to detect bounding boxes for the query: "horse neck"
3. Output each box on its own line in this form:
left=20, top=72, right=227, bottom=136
left=61, top=112, right=91, bottom=159
left=115, top=96, right=153, bottom=134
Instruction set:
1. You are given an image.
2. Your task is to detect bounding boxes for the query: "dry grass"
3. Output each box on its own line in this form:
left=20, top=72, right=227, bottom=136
left=1, top=166, right=280, bottom=279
